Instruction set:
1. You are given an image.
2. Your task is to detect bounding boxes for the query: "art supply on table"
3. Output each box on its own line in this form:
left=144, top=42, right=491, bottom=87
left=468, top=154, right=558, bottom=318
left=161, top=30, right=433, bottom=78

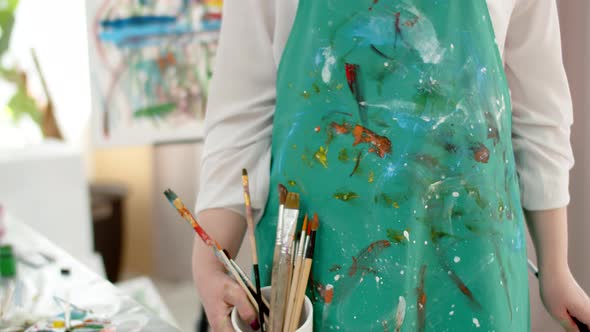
left=287, top=213, right=318, bottom=332
left=60, top=268, right=72, bottom=329
left=242, top=169, right=266, bottom=332
left=269, top=185, right=288, bottom=331
left=0, top=245, right=16, bottom=319
left=528, top=259, right=589, bottom=332
left=164, top=189, right=270, bottom=321
left=269, top=192, right=300, bottom=332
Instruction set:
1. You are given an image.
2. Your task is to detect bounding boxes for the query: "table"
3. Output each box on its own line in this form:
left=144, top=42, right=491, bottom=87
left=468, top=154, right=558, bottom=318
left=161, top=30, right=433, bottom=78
left=0, top=214, right=180, bottom=332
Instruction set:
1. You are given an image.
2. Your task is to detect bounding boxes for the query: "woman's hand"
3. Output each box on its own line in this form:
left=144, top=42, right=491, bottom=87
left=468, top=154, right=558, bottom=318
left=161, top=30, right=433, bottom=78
left=195, top=263, right=259, bottom=331
left=539, top=266, right=590, bottom=332
left=192, top=208, right=255, bottom=331
left=525, top=207, right=590, bottom=331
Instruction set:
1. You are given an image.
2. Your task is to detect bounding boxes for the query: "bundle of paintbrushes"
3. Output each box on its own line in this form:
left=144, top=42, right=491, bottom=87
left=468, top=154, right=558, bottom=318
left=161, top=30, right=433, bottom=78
left=269, top=186, right=319, bottom=332
left=163, top=187, right=270, bottom=330
left=164, top=174, right=318, bottom=332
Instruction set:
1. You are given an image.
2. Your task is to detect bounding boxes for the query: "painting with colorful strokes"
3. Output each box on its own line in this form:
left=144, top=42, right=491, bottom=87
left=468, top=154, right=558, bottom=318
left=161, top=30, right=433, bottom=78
left=86, top=0, right=222, bottom=146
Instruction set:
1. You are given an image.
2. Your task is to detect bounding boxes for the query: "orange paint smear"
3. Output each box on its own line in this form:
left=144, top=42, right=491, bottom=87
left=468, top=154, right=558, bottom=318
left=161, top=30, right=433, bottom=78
left=473, top=143, right=490, bottom=163
left=330, top=121, right=351, bottom=134
left=352, top=125, right=392, bottom=158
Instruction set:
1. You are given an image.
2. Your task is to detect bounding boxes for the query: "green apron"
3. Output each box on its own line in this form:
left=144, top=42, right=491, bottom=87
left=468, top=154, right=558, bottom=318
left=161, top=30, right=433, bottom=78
left=256, top=0, right=530, bottom=330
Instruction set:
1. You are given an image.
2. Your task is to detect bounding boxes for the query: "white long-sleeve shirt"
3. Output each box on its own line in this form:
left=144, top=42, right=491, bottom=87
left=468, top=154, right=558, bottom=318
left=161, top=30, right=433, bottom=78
left=196, top=0, right=574, bottom=221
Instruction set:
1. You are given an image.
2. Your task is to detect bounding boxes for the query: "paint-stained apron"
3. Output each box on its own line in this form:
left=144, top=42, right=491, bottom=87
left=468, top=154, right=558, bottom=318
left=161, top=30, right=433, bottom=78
left=255, top=0, right=530, bottom=331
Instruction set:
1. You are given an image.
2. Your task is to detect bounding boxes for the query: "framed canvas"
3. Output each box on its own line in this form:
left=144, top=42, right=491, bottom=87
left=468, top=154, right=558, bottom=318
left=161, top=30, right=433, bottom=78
left=86, top=0, right=221, bottom=146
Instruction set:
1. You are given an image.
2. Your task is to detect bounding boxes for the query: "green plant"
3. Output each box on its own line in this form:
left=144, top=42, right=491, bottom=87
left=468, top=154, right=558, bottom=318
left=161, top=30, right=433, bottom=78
left=0, top=0, right=43, bottom=127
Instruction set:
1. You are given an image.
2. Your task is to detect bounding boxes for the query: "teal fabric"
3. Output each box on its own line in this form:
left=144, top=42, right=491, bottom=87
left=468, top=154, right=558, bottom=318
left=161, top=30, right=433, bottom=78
left=256, top=0, right=530, bottom=331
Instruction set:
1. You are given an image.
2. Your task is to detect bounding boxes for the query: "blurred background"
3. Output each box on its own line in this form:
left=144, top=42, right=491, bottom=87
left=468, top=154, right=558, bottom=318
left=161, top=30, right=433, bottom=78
left=0, top=1, right=587, bottom=331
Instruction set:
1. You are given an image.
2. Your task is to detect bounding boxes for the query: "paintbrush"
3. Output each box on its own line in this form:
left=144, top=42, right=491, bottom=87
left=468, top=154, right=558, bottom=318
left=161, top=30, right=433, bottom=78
left=269, top=184, right=288, bottom=332
left=242, top=169, right=265, bottom=332
left=288, top=213, right=319, bottom=332
left=164, top=189, right=269, bottom=321
left=225, top=250, right=270, bottom=314
left=283, top=214, right=308, bottom=331
left=270, top=192, right=300, bottom=332
left=528, top=259, right=589, bottom=332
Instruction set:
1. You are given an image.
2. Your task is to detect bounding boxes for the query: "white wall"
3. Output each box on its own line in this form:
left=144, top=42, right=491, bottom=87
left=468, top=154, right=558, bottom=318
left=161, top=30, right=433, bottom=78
left=4, top=0, right=94, bottom=174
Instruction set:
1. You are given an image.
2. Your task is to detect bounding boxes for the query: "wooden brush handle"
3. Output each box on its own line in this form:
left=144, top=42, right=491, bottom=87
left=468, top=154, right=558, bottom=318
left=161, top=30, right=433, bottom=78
left=283, top=258, right=303, bottom=332
left=219, top=251, right=269, bottom=322
left=289, top=259, right=312, bottom=332
left=270, top=253, right=292, bottom=332
left=229, top=259, right=270, bottom=309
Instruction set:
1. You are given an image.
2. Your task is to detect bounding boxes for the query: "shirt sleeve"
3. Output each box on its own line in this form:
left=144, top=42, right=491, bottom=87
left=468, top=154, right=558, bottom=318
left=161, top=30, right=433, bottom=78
left=195, top=0, right=276, bottom=222
left=504, top=0, right=574, bottom=210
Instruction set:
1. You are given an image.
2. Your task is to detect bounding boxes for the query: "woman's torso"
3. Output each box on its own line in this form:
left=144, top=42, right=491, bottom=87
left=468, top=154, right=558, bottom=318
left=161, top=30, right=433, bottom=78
left=256, top=1, right=529, bottom=331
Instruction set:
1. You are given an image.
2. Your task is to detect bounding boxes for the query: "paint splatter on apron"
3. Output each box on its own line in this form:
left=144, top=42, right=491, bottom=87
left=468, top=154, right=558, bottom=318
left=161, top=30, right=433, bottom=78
left=256, top=0, right=530, bottom=330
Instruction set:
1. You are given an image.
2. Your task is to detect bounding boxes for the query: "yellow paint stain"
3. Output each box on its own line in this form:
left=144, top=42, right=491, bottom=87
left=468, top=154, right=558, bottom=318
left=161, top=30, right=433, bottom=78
left=53, top=321, right=65, bottom=328
left=393, top=201, right=400, bottom=209
left=301, top=90, right=311, bottom=99
left=334, top=192, right=359, bottom=201
left=288, top=180, right=297, bottom=186
left=368, top=170, right=374, bottom=183
left=314, top=146, right=329, bottom=168
left=336, top=83, right=344, bottom=90
left=292, top=144, right=297, bottom=149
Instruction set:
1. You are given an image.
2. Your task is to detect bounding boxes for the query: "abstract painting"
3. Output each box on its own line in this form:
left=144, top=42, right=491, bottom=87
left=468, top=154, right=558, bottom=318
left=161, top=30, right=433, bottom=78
left=86, top=0, right=222, bottom=146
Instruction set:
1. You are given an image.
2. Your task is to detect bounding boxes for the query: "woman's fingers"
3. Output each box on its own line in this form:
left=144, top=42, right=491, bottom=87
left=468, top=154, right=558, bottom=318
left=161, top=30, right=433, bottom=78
left=222, top=281, right=259, bottom=330
left=204, top=304, right=233, bottom=332
left=566, top=288, right=590, bottom=332
left=557, top=312, right=580, bottom=332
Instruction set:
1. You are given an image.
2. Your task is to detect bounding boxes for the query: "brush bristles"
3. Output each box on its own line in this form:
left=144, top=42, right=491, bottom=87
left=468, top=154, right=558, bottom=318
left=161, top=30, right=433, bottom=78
left=285, top=192, right=300, bottom=209
left=301, top=214, right=308, bottom=232
left=311, top=213, right=319, bottom=231
left=163, top=189, right=178, bottom=203
left=278, top=184, right=288, bottom=205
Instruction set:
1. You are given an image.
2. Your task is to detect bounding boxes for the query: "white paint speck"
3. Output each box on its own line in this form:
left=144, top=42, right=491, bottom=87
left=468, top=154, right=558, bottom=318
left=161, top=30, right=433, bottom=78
left=334, top=274, right=341, bottom=281
left=375, top=276, right=381, bottom=283
left=452, top=192, right=460, bottom=198
left=454, top=256, right=461, bottom=263
left=424, top=241, right=428, bottom=245
left=449, top=311, right=454, bottom=316
left=321, top=47, right=336, bottom=84
left=400, top=270, right=405, bottom=275
left=473, top=318, right=480, bottom=328
left=403, top=230, right=410, bottom=241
